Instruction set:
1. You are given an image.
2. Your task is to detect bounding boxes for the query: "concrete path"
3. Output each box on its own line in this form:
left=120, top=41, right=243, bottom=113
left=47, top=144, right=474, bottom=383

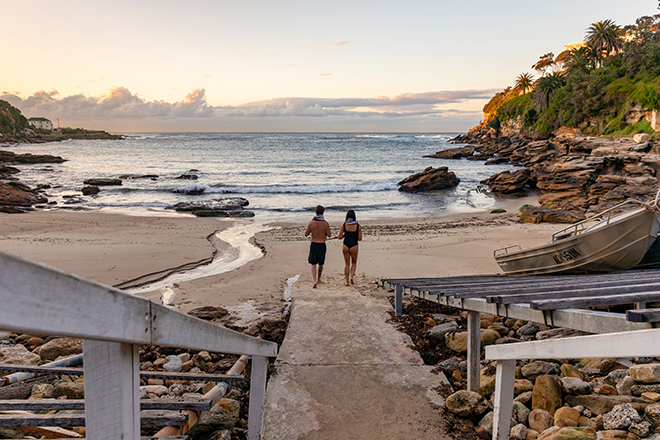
left=263, top=276, right=452, bottom=440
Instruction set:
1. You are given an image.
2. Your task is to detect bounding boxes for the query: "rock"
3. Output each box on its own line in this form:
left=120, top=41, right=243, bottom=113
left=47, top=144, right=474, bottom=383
left=561, top=364, right=584, bottom=380
left=445, top=390, right=489, bottom=417
left=163, top=355, right=183, bottom=372
left=397, top=166, right=460, bottom=193
left=642, top=391, right=660, bottom=401
left=81, top=185, right=100, bottom=195
left=513, top=401, right=531, bottom=424
left=139, top=385, right=169, bottom=397
left=39, top=338, right=83, bottom=361
left=539, top=426, right=596, bottom=439
left=437, top=356, right=462, bottom=374
left=445, top=329, right=501, bottom=353
left=173, top=184, right=208, bottom=195
left=532, top=375, right=563, bottom=414
left=0, top=182, right=47, bottom=207
left=188, top=398, right=240, bottom=435
left=0, top=345, right=40, bottom=365
left=633, top=133, right=651, bottom=143
left=629, top=363, right=660, bottom=384
left=515, top=379, right=535, bottom=395
left=555, top=407, right=580, bottom=428
left=631, top=383, right=660, bottom=396
left=629, top=420, right=651, bottom=437
left=187, top=306, right=229, bottom=320
left=577, top=416, right=596, bottom=429
left=520, top=207, right=586, bottom=224
left=527, top=429, right=540, bottom=440
left=580, top=359, right=618, bottom=376
left=594, top=431, right=628, bottom=439
left=616, top=376, right=634, bottom=396
left=527, top=409, right=555, bottom=432
left=593, top=384, right=617, bottom=395
left=561, top=377, right=593, bottom=395
left=523, top=361, right=561, bottom=382
left=52, top=382, right=85, bottom=399
left=478, top=411, right=494, bottom=435
left=601, top=403, right=641, bottom=430
left=82, top=178, right=122, bottom=186
left=31, top=383, right=54, bottom=398
left=645, top=403, right=660, bottom=427
left=176, top=173, right=198, bottom=180
left=178, top=353, right=191, bottom=363
left=424, top=146, right=475, bottom=159
left=170, top=198, right=249, bottom=212
left=516, top=391, right=534, bottom=405
left=427, top=320, right=458, bottom=343
left=481, top=169, right=533, bottom=194
left=511, top=423, right=528, bottom=440
left=604, top=370, right=629, bottom=387
left=565, top=395, right=650, bottom=416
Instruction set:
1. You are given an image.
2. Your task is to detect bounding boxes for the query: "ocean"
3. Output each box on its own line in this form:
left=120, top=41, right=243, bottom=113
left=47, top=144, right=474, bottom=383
left=6, top=132, right=521, bottom=220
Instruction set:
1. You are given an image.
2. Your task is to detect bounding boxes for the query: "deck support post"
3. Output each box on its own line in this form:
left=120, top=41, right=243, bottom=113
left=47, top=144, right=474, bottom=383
left=83, top=340, right=140, bottom=439
left=467, top=311, right=481, bottom=393
left=492, top=359, right=516, bottom=440
left=247, top=356, right=268, bottom=440
left=395, top=285, right=403, bottom=317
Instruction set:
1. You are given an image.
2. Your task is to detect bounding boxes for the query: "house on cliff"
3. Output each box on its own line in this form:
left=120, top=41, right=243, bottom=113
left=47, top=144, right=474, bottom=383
left=27, top=117, right=53, bottom=131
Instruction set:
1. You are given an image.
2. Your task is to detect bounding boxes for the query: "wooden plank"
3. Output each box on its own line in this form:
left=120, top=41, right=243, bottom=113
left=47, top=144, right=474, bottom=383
left=0, top=251, right=151, bottom=344
left=395, top=285, right=403, bottom=317
left=403, top=287, right=651, bottom=334
left=530, top=291, right=660, bottom=310
left=489, top=282, right=660, bottom=305
left=485, top=327, right=660, bottom=361
left=248, top=356, right=268, bottom=440
left=492, top=360, right=516, bottom=440
left=0, top=398, right=212, bottom=411
left=467, top=311, right=481, bottom=393
left=83, top=340, right=140, bottom=439
left=0, top=365, right=245, bottom=383
left=150, top=304, right=277, bottom=357
left=0, top=413, right=187, bottom=428
left=627, top=308, right=660, bottom=322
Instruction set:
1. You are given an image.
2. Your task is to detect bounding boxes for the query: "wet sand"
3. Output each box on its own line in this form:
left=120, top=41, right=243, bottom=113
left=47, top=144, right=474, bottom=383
left=0, top=204, right=559, bottom=323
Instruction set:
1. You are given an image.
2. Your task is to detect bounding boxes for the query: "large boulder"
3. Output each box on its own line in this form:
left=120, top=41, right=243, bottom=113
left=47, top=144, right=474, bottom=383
left=532, top=375, right=563, bottom=414
left=445, top=390, right=489, bottom=417
left=398, top=166, right=460, bottom=193
left=39, top=338, right=83, bottom=361
left=481, top=169, right=533, bottom=194
left=424, top=146, right=475, bottom=159
left=0, top=182, right=47, bottom=207
left=445, top=329, right=501, bottom=353
left=82, top=178, right=122, bottom=186
left=629, top=364, right=660, bottom=384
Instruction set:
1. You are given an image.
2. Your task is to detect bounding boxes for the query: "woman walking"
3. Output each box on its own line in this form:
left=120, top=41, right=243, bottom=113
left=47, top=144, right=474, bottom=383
left=338, top=209, right=362, bottom=286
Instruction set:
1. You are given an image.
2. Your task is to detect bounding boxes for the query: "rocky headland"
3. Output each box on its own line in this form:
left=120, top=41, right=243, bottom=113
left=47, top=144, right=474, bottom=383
left=433, top=128, right=660, bottom=223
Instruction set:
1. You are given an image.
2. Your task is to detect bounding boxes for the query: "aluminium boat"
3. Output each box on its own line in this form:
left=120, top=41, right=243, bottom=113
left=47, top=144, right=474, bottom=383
left=494, top=190, right=660, bottom=276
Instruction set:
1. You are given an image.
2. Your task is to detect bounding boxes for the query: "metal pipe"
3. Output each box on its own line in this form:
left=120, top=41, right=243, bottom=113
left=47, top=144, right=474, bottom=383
left=154, top=355, right=249, bottom=437
left=1, top=353, right=84, bottom=386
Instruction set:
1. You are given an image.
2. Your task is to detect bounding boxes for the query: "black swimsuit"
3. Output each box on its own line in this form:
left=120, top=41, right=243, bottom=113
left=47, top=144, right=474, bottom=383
left=342, top=223, right=360, bottom=249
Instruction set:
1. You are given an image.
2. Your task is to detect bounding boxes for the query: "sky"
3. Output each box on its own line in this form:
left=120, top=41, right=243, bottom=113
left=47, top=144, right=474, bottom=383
left=1, top=0, right=656, bottom=133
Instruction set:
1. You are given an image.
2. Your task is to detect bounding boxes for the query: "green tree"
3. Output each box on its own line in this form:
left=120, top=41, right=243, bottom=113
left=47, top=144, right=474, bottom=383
left=585, top=19, right=622, bottom=66
left=514, top=73, right=535, bottom=95
left=565, top=47, right=595, bottom=76
left=532, top=53, right=555, bottom=77
left=533, top=72, right=565, bottom=110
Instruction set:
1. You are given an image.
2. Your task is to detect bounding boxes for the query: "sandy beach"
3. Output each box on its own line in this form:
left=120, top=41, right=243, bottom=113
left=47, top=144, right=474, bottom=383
left=0, top=200, right=558, bottom=324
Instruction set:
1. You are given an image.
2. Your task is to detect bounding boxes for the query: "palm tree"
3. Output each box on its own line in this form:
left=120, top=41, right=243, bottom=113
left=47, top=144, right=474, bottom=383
left=585, top=19, right=622, bottom=66
left=533, top=72, right=565, bottom=110
left=514, top=73, right=535, bottom=95
left=565, top=47, right=595, bottom=76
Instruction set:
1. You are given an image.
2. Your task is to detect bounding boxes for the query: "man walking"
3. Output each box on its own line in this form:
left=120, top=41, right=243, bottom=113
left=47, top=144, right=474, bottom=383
left=305, top=205, right=331, bottom=288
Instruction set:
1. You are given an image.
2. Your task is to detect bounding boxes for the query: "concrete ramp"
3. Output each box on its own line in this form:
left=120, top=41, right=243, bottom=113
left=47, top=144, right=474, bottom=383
left=263, top=277, right=451, bottom=439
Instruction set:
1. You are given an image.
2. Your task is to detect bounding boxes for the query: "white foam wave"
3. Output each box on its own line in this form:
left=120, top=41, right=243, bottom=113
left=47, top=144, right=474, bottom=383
left=206, top=182, right=398, bottom=195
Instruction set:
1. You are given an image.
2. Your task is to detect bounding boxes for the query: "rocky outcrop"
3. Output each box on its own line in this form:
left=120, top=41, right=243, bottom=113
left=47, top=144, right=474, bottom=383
left=169, top=197, right=254, bottom=217
left=83, top=178, right=122, bottom=186
left=398, top=166, right=460, bottom=193
left=446, top=128, right=660, bottom=223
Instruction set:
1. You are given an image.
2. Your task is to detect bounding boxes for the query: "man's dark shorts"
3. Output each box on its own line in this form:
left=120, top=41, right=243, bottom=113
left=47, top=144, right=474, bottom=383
left=308, top=242, right=327, bottom=265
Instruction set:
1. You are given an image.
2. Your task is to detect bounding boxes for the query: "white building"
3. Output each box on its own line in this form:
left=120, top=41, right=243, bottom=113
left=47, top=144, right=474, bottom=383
left=27, top=117, right=53, bottom=131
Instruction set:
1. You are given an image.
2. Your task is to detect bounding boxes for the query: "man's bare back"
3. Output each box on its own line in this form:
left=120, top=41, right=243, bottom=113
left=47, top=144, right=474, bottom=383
left=305, top=219, right=331, bottom=243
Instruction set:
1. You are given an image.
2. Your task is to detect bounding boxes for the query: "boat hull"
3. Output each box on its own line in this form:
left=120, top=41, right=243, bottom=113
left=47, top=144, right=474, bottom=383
left=495, top=208, right=656, bottom=276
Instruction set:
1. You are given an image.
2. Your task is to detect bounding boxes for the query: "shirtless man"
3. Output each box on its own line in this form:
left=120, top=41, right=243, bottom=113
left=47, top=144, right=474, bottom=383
left=304, top=205, right=331, bottom=288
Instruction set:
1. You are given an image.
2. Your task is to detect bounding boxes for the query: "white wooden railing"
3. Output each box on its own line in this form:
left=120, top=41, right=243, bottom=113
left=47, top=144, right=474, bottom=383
left=0, top=250, right=278, bottom=439
left=485, top=327, right=660, bottom=440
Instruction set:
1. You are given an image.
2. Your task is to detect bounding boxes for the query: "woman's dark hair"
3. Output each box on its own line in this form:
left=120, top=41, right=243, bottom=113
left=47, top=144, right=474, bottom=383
left=345, top=209, right=356, bottom=221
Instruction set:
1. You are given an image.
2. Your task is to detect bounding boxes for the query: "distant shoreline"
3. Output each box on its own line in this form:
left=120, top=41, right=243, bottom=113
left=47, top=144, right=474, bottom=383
left=0, top=129, right=122, bottom=145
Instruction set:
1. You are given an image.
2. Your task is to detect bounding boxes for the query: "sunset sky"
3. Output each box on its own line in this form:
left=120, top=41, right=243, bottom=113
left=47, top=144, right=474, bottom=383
left=1, top=0, right=655, bottom=132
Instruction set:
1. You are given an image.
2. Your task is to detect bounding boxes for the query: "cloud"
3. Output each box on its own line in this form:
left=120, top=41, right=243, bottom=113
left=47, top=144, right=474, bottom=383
left=327, top=41, right=349, bottom=46
left=318, top=71, right=333, bottom=76
left=2, top=87, right=215, bottom=120
left=262, top=52, right=279, bottom=58
left=1, top=87, right=494, bottom=127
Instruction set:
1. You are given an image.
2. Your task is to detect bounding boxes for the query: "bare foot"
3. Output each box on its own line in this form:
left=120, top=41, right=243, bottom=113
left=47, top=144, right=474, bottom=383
left=350, top=278, right=354, bottom=285
left=317, top=280, right=325, bottom=284
left=345, top=282, right=350, bottom=286
left=313, top=283, right=318, bottom=289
